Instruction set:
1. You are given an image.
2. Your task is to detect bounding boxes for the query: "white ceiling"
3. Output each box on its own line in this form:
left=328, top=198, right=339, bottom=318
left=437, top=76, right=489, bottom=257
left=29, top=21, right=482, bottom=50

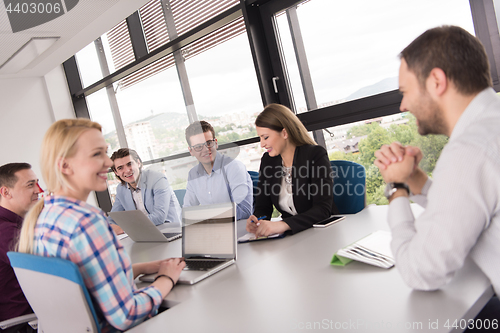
left=0, top=0, right=151, bottom=79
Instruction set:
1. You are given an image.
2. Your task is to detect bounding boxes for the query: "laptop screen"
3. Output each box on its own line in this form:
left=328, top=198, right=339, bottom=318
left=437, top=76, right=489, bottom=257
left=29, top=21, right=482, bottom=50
left=182, top=202, right=236, bottom=259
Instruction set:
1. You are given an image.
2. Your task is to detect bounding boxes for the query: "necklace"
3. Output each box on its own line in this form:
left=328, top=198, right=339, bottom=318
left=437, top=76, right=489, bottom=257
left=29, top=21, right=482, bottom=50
left=282, top=161, right=292, bottom=194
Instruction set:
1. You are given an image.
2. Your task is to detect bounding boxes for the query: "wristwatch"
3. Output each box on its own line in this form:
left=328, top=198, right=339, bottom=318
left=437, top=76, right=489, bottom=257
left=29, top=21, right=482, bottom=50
left=384, top=182, right=410, bottom=200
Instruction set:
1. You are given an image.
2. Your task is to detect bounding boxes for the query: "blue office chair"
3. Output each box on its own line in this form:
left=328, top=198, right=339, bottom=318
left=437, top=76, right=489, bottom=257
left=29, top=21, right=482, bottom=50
left=174, top=189, right=187, bottom=207
left=330, top=160, right=366, bottom=214
left=247, top=171, right=259, bottom=211
left=7, top=252, right=101, bottom=333
left=247, top=171, right=259, bottom=193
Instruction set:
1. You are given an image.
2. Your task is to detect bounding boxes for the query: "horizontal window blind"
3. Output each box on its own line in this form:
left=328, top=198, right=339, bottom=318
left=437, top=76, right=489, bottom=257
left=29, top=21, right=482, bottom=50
left=171, top=0, right=238, bottom=36
left=106, top=20, right=135, bottom=72
left=141, top=0, right=169, bottom=52
left=106, top=0, right=244, bottom=90
left=181, top=16, right=245, bottom=61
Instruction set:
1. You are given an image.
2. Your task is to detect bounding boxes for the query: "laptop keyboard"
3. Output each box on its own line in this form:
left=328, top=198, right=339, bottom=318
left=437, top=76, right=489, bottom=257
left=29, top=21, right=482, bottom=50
left=162, top=233, right=181, bottom=241
left=184, top=260, right=224, bottom=271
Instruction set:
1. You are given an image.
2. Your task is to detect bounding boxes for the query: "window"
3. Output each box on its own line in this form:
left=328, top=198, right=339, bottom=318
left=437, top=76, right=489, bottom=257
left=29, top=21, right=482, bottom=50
left=274, top=0, right=475, bottom=113
left=74, top=0, right=263, bottom=205
left=112, top=56, right=188, bottom=159
left=324, top=113, right=448, bottom=205
left=182, top=23, right=262, bottom=129
left=67, top=0, right=489, bottom=210
left=75, top=21, right=132, bottom=88
left=85, top=89, right=120, bottom=153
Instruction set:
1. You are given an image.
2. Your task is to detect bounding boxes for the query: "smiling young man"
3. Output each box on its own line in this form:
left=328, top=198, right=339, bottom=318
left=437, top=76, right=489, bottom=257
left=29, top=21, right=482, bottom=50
left=183, top=121, right=253, bottom=220
left=109, top=148, right=181, bottom=234
left=0, top=163, right=41, bottom=330
left=374, top=26, right=500, bottom=324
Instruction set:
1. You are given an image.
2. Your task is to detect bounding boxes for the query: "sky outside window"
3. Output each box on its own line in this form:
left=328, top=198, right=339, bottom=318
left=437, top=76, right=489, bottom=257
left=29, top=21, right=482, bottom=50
left=275, top=0, right=475, bottom=113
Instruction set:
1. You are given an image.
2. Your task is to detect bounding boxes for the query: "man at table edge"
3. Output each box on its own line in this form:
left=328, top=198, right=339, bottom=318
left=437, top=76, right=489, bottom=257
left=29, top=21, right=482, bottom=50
left=374, top=25, right=500, bottom=322
left=0, top=163, right=41, bottom=331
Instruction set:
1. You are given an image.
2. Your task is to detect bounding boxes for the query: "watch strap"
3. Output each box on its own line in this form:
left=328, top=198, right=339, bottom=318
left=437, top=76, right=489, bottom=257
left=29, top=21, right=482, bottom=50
left=384, top=182, right=410, bottom=199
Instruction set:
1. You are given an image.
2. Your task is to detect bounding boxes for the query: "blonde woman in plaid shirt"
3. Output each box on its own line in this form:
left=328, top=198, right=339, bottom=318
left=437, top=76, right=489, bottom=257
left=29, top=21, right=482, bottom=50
left=18, top=119, right=185, bottom=332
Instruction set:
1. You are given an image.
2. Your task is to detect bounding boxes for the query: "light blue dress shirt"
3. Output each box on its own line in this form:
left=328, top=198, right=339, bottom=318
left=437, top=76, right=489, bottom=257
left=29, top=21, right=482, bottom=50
left=184, top=152, right=253, bottom=220
left=388, top=88, right=500, bottom=294
left=110, top=169, right=181, bottom=227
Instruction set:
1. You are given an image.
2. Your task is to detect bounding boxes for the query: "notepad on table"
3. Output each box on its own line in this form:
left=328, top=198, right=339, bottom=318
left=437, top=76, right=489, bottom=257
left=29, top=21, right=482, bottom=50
left=238, top=232, right=285, bottom=243
left=117, top=233, right=128, bottom=240
left=331, top=230, right=395, bottom=269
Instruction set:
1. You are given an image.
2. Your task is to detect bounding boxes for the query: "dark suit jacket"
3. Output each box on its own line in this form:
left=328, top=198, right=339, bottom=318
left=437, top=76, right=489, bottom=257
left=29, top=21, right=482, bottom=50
left=254, top=144, right=338, bottom=234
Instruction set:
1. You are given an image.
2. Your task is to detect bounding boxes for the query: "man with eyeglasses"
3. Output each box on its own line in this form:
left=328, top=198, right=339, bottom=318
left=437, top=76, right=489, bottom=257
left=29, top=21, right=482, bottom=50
left=184, top=121, right=253, bottom=220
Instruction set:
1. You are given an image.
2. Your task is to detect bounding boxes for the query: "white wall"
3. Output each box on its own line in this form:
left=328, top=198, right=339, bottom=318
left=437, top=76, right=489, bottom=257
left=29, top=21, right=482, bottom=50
left=0, top=76, right=54, bottom=181
left=0, top=65, right=99, bottom=206
left=44, top=65, right=76, bottom=121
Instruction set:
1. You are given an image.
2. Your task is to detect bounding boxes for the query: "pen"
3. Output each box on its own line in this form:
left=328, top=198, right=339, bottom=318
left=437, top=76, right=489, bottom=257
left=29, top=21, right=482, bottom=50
left=253, top=215, right=266, bottom=226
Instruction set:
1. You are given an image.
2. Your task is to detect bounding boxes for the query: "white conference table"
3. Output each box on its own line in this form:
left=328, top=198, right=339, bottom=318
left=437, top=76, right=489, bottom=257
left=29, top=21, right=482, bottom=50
left=122, top=204, right=493, bottom=333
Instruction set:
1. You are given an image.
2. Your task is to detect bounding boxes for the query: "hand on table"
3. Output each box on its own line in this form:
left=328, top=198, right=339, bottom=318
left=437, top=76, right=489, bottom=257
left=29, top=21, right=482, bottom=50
left=157, top=258, right=185, bottom=284
left=148, top=258, right=186, bottom=296
left=133, top=258, right=185, bottom=281
left=246, top=215, right=290, bottom=238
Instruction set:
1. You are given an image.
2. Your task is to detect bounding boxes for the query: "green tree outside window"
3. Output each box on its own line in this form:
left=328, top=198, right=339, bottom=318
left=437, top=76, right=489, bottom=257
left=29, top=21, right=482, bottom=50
left=329, top=114, right=448, bottom=205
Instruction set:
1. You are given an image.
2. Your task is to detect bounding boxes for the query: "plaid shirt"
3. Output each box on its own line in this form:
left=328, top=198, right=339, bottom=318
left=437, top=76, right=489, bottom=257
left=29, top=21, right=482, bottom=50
left=34, top=196, right=162, bottom=332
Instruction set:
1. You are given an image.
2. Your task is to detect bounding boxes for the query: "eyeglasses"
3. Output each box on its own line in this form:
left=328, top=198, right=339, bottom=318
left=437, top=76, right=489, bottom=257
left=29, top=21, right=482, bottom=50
left=190, top=139, right=216, bottom=152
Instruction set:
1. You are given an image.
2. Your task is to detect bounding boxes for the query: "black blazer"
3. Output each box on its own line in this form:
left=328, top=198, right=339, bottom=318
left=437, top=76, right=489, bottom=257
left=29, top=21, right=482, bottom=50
left=254, top=144, right=338, bottom=234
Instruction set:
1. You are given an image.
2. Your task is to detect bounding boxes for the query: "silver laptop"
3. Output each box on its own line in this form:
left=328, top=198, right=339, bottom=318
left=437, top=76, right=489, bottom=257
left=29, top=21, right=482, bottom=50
left=141, top=202, right=237, bottom=285
left=108, top=210, right=181, bottom=242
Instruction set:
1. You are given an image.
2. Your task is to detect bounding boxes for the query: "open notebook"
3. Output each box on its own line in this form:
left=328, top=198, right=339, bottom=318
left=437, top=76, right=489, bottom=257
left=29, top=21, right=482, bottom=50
left=331, top=230, right=395, bottom=269
left=238, top=216, right=286, bottom=243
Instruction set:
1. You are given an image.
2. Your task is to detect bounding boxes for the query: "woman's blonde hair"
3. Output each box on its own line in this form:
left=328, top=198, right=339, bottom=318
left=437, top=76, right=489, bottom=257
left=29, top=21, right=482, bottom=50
left=18, top=119, right=102, bottom=254
left=255, top=104, right=316, bottom=146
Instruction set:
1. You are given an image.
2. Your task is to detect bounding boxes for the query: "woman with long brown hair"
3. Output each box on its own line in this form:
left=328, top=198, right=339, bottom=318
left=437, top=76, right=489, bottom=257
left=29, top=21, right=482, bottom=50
left=247, top=104, right=337, bottom=236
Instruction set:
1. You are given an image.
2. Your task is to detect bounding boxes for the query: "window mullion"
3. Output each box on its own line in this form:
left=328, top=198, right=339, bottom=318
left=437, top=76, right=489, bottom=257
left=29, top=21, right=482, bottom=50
left=286, top=5, right=326, bottom=147
left=63, top=56, right=90, bottom=119
left=161, top=0, right=199, bottom=124
left=94, top=37, right=129, bottom=149
left=470, top=0, right=500, bottom=91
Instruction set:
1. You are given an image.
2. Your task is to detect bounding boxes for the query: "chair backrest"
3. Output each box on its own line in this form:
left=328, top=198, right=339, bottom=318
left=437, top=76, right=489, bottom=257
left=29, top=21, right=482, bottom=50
left=247, top=171, right=259, bottom=211
left=247, top=171, right=259, bottom=194
left=174, top=189, right=187, bottom=207
left=7, top=252, right=101, bottom=333
left=330, top=160, right=366, bottom=214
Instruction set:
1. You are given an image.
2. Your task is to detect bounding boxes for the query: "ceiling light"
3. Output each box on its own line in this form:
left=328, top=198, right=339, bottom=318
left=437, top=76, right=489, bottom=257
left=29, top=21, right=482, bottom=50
left=0, top=37, right=59, bottom=74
